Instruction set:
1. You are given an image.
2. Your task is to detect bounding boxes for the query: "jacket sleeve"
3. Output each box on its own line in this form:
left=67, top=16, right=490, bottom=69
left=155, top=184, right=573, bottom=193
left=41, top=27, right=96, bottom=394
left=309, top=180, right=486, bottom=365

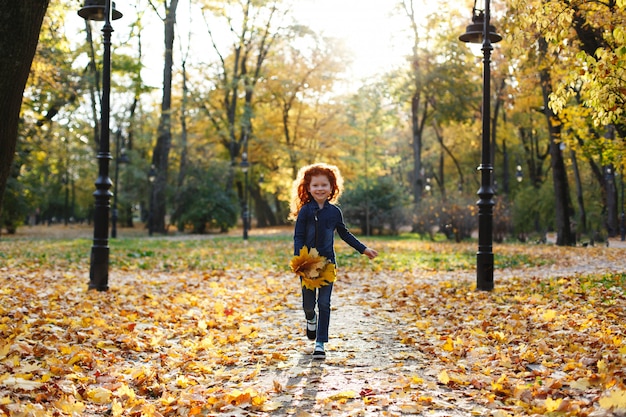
left=335, top=206, right=366, bottom=254
left=293, top=208, right=307, bottom=256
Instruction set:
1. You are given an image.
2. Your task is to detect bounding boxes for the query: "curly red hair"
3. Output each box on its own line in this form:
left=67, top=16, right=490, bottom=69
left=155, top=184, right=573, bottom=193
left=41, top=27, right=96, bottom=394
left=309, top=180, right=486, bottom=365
left=289, top=163, right=344, bottom=220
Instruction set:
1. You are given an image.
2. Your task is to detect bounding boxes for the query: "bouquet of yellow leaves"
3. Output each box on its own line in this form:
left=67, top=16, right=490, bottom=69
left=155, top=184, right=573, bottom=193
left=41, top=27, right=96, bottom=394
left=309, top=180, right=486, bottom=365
left=290, top=246, right=336, bottom=290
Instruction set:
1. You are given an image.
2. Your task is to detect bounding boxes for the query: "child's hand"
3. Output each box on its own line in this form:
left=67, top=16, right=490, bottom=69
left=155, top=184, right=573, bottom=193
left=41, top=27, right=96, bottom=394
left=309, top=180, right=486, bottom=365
left=363, top=248, right=378, bottom=259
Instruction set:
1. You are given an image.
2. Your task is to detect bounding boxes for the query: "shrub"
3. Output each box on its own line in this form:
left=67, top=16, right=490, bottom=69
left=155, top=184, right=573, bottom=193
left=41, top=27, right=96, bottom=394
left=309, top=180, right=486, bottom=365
left=170, top=164, right=238, bottom=234
left=341, top=175, right=411, bottom=235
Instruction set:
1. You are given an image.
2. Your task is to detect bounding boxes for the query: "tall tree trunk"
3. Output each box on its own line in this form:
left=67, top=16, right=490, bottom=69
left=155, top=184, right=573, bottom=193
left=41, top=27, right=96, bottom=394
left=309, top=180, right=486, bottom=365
left=569, top=149, right=587, bottom=236
left=402, top=0, right=431, bottom=230
left=410, top=92, right=425, bottom=210
left=151, top=0, right=179, bottom=234
left=539, top=38, right=575, bottom=246
left=0, top=0, right=49, bottom=233
left=604, top=126, right=618, bottom=237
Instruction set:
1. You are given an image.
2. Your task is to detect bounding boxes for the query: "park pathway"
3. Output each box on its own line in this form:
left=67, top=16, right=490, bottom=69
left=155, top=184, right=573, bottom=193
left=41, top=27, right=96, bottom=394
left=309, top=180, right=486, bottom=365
left=248, top=245, right=626, bottom=417
left=250, top=270, right=493, bottom=417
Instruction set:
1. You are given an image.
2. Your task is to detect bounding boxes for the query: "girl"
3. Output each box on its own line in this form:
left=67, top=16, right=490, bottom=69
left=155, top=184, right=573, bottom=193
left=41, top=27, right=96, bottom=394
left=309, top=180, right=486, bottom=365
left=289, top=163, right=378, bottom=359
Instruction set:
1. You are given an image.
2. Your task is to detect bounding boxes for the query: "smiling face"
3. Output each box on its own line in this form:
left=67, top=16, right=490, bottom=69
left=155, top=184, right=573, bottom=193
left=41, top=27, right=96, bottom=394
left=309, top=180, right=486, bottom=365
left=308, top=174, right=332, bottom=207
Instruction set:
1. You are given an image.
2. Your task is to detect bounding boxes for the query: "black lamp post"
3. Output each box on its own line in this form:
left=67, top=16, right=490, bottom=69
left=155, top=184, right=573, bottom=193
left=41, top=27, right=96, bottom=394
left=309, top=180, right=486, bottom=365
left=79, top=0, right=122, bottom=291
left=459, top=0, right=502, bottom=291
left=111, top=134, right=129, bottom=238
left=516, top=164, right=523, bottom=183
left=240, top=153, right=250, bottom=241
left=148, top=165, right=157, bottom=236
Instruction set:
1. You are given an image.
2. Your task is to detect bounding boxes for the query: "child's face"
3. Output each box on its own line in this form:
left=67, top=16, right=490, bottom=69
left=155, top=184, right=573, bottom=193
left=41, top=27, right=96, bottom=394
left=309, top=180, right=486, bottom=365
left=308, top=174, right=332, bottom=206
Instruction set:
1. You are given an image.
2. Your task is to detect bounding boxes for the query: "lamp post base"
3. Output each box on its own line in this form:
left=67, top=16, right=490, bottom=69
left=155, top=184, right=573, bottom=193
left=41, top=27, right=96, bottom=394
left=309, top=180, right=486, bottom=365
left=88, top=245, right=110, bottom=291
left=476, top=251, right=494, bottom=291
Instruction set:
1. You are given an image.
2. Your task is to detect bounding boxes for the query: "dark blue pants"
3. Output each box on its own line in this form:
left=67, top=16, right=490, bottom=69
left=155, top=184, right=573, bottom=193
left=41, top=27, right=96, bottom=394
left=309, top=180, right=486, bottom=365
left=302, top=282, right=333, bottom=343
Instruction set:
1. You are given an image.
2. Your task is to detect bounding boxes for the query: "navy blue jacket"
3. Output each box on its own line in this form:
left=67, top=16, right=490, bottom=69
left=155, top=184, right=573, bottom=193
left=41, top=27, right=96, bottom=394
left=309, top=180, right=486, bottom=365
left=294, top=200, right=366, bottom=265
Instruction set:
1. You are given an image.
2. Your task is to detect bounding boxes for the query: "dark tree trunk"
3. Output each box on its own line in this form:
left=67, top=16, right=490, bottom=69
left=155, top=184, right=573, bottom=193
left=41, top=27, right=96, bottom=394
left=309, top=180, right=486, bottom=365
left=569, top=149, right=587, bottom=236
left=0, top=0, right=49, bottom=234
left=539, top=38, right=575, bottom=246
left=151, top=0, right=179, bottom=234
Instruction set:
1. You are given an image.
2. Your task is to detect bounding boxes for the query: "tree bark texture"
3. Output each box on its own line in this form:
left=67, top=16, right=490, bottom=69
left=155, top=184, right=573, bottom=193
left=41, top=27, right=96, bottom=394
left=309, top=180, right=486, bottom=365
left=539, top=38, right=575, bottom=246
left=151, top=0, right=179, bottom=234
left=0, top=1, right=49, bottom=223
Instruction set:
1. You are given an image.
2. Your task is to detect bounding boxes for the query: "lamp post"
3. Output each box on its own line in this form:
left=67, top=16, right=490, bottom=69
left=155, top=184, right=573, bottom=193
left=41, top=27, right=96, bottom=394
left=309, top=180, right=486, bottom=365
left=79, top=0, right=122, bottom=291
left=516, top=164, right=523, bottom=183
left=111, top=134, right=129, bottom=238
left=459, top=0, right=502, bottom=291
left=148, top=165, right=157, bottom=236
left=240, top=153, right=250, bottom=241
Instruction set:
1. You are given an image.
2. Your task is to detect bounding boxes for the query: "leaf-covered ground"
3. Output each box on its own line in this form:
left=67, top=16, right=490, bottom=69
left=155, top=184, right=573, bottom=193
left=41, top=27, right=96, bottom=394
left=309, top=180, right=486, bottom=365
left=0, top=227, right=625, bottom=416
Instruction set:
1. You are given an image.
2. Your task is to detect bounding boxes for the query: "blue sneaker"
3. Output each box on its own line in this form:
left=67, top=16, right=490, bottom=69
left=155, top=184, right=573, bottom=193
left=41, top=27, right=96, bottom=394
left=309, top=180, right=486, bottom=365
left=312, top=342, right=325, bottom=360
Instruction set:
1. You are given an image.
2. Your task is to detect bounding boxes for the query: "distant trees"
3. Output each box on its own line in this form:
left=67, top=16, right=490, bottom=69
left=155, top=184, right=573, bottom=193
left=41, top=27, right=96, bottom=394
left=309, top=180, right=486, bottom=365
left=1, top=0, right=624, bottom=243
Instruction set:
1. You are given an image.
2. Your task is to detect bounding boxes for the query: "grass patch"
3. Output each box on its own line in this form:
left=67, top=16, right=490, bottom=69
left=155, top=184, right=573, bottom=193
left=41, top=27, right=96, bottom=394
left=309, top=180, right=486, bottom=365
left=1, top=232, right=556, bottom=274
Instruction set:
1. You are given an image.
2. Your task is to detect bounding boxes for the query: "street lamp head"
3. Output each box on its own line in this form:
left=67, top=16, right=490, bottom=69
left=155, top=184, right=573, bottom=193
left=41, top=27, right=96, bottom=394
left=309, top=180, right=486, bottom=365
left=516, top=165, right=523, bottom=182
left=78, top=0, right=123, bottom=21
left=240, top=153, right=250, bottom=173
left=459, top=2, right=502, bottom=44
left=118, top=151, right=130, bottom=164
left=148, top=165, right=157, bottom=183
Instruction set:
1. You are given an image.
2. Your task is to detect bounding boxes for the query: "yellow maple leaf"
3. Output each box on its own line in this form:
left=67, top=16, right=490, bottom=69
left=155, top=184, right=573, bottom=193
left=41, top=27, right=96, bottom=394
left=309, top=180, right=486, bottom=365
left=411, top=375, right=424, bottom=384
left=545, top=397, right=562, bottom=412
left=111, top=399, right=124, bottom=417
left=115, top=383, right=136, bottom=400
left=442, top=337, right=454, bottom=352
left=599, top=388, right=626, bottom=410
left=328, top=390, right=358, bottom=400
left=438, top=370, right=450, bottom=385
left=86, top=387, right=112, bottom=404
left=542, top=309, right=557, bottom=321
left=301, top=263, right=337, bottom=290
left=290, top=247, right=325, bottom=278
left=0, top=344, right=9, bottom=360
left=54, top=395, right=86, bottom=414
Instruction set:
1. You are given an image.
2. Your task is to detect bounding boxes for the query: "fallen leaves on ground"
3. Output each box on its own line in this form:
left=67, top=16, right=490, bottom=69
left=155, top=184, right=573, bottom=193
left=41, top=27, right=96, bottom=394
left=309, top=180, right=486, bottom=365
left=0, top=235, right=625, bottom=416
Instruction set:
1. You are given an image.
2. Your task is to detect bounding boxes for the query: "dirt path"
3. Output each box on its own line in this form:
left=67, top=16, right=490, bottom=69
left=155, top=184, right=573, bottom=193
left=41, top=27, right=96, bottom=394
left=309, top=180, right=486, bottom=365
left=255, top=298, right=484, bottom=416
left=249, top=252, right=626, bottom=416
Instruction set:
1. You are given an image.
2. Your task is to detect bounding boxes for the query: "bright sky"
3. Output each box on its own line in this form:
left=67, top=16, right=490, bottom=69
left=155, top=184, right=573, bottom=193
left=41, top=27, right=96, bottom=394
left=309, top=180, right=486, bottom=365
left=72, top=0, right=416, bottom=89
left=291, top=0, right=412, bottom=80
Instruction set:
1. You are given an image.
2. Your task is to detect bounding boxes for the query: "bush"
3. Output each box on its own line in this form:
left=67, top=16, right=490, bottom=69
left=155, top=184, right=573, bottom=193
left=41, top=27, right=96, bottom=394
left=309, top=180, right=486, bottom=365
left=170, top=164, right=238, bottom=234
left=512, top=182, right=554, bottom=240
left=341, top=175, right=411, bottom=235
left=0, top=176, right=27, bottom=234
left=416, top=195, right=477, bottom=242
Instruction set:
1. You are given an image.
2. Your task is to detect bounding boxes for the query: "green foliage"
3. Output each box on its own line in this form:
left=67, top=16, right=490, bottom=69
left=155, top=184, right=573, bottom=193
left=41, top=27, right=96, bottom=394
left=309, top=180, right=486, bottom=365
left=170, top=163, right=238, bottom=234
left=512, top=182, right=555, bottom=238
left=341, top=175, right=411, bottom=235
left=0, top=176, right=27, bottom=234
